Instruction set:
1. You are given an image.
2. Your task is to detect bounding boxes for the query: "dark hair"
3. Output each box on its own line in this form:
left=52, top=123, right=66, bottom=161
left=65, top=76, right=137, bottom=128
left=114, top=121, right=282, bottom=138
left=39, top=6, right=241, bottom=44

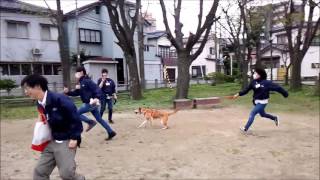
left=254, top=68, right=267, bottom=80
left=21, top=74, right=48, bottom=91
left=76, top=66, right=87, bottom=75
left=101, top=68, right=108, bottom=74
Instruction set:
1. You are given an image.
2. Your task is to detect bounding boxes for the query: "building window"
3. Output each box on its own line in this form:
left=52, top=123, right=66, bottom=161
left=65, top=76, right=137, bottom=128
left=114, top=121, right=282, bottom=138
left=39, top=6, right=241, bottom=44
left=191, top=66, right=206, bottom=78
left=53, top=64, right=61, bottom=75
left=44, top=64, right=53, bottom=75
left=209, top=47, right=215, bottom=55
left=33, top=64, right=43, bottom=75
left=21, top=64, right=31, bottom=75
left=277, top=34, right=287, bottom=44
left=144, top=45, right=149, bottom=52
left=7, top=21, right=29, bottom=38
left=311, top=63, right=320, bottom=69
left=158, top=45, right=170, bottom=57
left=0, top=64, right=9, bottom=75
left=9, top=64, right=20, bottom=75
left=79, top=28, right=102, bottom=44
left=95, top=6, right=100, bottom=14
left=41, top=25, right=58, bottom=40
left=311, top=35, right=320, bottom=46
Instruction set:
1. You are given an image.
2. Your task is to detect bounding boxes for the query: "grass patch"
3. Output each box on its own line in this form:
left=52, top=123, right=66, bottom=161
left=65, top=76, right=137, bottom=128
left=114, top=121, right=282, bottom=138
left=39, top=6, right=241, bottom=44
left=1, top=83, right=318, bottom=120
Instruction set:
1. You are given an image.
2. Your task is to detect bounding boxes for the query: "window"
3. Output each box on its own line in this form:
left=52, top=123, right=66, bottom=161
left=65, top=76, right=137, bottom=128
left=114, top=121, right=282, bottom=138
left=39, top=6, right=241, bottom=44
left=95, top=6, right=100, bottom=14
left=79, top=28, right=102, bottom=43
left=9, top=64, right=20, bottom=75
left=191, top=66, right=206, bottom=78
left=311, top=36, right=320, bottom=46
left=158, top=45, right=170, bottom=57
left=44, top=64, right=52, bottom=75
left=0, top=64, right=9, bottom=75
left=7, top=21, right=29, bottom=38
left=277, top=34, right=287, bottom=44
left=33, top=64, right=43, bottom=75
left=209, top=47, right=215, bottom=55
left=53, top=64, right=61, bottom=75
left=21, top=64, right=31, bottom=75
left=311, top=63, right=320, bottom=69
left=144, top=45, right=149, bottom=52
left=41, top=25, right=58, bottom=40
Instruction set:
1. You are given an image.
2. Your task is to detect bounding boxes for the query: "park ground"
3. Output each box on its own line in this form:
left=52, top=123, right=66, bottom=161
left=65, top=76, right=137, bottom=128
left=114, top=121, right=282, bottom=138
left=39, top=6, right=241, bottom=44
left=1, top=83, right=319, bottom=179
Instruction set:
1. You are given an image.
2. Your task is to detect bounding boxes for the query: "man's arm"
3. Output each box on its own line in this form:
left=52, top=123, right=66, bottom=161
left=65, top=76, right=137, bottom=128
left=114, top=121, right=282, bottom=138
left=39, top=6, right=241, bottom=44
left=269, top=82, right=289, bottom=98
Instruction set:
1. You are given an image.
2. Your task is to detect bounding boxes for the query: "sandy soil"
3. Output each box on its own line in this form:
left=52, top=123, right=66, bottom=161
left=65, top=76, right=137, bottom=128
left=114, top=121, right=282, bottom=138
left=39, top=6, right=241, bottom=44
left=1, top=106, right=319, bottom=180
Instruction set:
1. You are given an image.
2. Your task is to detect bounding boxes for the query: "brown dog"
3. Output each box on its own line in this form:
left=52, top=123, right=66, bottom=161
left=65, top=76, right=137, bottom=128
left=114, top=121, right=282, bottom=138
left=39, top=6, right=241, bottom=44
left=135, top=107, right=178, bottom=129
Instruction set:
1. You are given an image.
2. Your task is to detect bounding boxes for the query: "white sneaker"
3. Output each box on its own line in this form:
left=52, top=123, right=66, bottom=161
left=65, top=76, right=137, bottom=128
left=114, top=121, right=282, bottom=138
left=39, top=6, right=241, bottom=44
left=240, top=127, right=247, bottom=133
left=274, top=116, right=279, bottom=126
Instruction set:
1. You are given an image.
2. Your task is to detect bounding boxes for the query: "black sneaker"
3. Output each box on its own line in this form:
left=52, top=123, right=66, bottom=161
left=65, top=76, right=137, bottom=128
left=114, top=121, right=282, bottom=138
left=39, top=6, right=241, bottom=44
left=240, top=127, right=247, bottom=133
left=106, top=131, right=117, bottom=141
left=85, top=121, right=97, bottom=132
left=274, top=116, right=279, bottom=126
left=109, top=120, right=114, bottom=124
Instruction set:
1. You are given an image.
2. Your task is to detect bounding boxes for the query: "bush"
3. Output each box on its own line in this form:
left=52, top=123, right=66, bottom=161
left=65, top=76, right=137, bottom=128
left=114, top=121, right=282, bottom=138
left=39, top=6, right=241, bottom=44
left=0, top=79, right=18, bottom=95
left=205, top=72, right=235, bottom=83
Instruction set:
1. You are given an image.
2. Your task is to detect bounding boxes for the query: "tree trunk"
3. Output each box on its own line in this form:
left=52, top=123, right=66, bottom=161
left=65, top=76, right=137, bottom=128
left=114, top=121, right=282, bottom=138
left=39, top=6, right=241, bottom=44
left=138, top=13, right=145, bottom=89
left=285, top=67, right=290, bottom=85
left=241, top=60, right=249, bottom=89
left=290, top=56, right=302, bottom=91
left=255, top=41, right=262, bottom=69
left=124, top=53, right=142, bottom=100
left=56, top=0, right=71, bottom=88
left=175, top=52, right=191, bottom=99
left=314, top=73, right=320, bottom=96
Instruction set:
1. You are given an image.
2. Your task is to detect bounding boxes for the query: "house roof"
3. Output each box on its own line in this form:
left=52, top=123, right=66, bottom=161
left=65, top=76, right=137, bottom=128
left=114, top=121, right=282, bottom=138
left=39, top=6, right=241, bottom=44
left=0, top=0, right=53, bottom=15
left=261, top=44, right=289, bottom=55
left=146, top=30, right=167, bottom=40
left=65, top=0, right=136, bottom=19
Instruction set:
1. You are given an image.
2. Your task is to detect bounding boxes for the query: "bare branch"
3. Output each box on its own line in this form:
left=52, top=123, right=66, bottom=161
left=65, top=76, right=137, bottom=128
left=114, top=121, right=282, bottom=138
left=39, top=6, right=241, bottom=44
left=159, top=0, right=181, bottom=49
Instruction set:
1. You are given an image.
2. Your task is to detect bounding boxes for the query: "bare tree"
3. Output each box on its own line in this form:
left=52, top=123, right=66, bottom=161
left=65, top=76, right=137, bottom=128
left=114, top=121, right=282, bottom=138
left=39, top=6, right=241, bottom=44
left=43, top=0, right=71, bottom=88
left=280, top=48, right=291, bottom=85
left=281, top=0, right=320, bottom=90
left=159, top=0, right=220, bottom=99
left=102, top=0, right=142, bottom=100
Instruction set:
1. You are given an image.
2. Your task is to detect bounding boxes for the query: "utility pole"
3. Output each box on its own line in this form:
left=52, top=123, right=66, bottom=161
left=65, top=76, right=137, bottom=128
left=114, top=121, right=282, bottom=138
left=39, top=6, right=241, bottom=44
left=56, top=0, right=71, bottom=88
left=214, top=21, right=219, bottom=72
left=138, top=5, right=145, bottom=89
left=269, top=31, right=273, bottom=81
left=75, top=0, right=80, bottom=66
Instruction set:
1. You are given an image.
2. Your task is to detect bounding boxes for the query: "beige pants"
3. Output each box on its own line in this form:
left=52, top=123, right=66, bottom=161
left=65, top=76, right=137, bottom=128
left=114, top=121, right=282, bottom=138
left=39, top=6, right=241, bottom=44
left=33, top=140, right=85, bottom=180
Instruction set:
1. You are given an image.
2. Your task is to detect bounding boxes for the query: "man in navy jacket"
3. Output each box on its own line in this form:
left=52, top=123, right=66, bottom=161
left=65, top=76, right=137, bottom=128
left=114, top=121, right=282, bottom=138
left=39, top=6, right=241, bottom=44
left=64, top=66, right=116, bottom=140
left=21, top=74, right=84, bottom=180
left=97, top=68, right=117, bottom=123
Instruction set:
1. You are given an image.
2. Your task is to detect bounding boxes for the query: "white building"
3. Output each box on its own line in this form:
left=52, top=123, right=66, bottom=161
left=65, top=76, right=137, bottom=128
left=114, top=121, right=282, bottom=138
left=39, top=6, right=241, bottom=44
left=0, top=0, right=62, bottom=85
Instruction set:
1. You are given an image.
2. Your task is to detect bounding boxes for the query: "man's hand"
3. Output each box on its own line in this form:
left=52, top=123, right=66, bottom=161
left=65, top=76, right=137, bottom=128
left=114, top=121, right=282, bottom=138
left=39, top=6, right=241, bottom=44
left=63, top=87, right=69, bottom=94
left=75, top=84, right=80, bottom=89
left=89, top=98, right=100, bottom=106
left=233, top=93, right=239, bottom=99
left=113, top=93, right=117, bottom=100
left=69, top=140, right=77, bottom=149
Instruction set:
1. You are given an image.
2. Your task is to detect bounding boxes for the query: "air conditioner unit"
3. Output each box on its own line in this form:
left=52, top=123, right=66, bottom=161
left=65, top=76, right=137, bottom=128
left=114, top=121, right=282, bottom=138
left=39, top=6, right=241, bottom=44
left=32, top=48, right=42, bottom=55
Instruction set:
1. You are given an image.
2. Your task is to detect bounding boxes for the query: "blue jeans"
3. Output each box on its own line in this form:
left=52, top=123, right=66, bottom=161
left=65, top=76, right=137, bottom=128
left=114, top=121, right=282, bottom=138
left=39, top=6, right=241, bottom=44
left=78, top=103, right=114, bottom=134
left=244, top=103, right=276, bottom=131
left=100, top=96, right=113, bottom=121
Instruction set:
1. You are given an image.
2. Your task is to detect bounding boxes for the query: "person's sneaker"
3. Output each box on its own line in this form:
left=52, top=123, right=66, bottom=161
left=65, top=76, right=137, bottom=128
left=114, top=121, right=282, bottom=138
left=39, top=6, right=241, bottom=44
left=109, top=120, right=114, bottom=124
left=85, top=121, right=97, bottom=132
left=274, top=116, right=279, bottom=126
left=240, top=127, right=247, bottom=133
left=106, top=131, right=117, bottom=141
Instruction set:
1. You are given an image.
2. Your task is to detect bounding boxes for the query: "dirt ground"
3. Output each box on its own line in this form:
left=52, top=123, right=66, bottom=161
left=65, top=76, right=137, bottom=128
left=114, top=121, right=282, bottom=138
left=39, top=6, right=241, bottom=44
left=1, top=105, right=319, bottom=180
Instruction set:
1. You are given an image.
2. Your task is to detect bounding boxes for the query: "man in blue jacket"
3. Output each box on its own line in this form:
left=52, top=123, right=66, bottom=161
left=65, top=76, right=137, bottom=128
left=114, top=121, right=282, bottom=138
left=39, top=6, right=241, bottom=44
left=97, top=68, right=117, bottom=124
left=64, top=66, right=116, bottom=140
left=21, top=74, right=84, bottom=180
left=233, top=68, right=289, bottom=132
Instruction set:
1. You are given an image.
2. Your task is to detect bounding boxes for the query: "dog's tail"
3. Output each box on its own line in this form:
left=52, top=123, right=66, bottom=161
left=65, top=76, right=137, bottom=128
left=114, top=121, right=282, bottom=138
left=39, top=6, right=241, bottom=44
left=168, top=109, right=179, bottom=116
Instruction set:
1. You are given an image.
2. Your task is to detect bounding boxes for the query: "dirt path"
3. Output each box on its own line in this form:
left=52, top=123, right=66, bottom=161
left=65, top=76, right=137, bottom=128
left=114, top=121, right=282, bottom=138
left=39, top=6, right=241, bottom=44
left=1, top=106, right=319, bottom=179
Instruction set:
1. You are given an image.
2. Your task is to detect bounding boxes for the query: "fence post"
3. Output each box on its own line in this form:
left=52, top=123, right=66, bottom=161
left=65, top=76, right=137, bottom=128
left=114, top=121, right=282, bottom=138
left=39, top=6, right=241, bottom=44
left=155, top=79, right=158, bottom=88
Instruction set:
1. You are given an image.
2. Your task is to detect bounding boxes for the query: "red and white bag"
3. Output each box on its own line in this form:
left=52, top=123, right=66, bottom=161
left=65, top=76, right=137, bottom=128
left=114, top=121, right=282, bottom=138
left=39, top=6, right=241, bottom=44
left=31, top=113, right=52, bottom=152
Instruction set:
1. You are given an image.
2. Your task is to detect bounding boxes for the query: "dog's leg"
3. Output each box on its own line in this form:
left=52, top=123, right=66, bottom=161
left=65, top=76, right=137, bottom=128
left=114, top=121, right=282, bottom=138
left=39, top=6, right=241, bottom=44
left=161, top=117, right=169, bottom=130
left=138, top=120, right=147, bottom=128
